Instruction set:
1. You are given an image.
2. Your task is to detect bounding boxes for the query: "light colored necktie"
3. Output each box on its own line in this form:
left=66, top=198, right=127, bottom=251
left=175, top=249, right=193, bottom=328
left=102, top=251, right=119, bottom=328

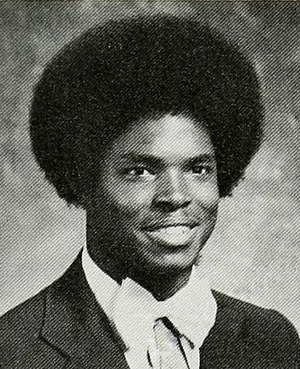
left=147, top=318, right=190, bottom=369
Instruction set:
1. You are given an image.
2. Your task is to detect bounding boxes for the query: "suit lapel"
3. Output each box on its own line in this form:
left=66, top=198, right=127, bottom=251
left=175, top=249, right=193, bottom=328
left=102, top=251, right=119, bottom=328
left=200, top=291, right=247, bottom=369
left=39, top=253, right=130, bottom=369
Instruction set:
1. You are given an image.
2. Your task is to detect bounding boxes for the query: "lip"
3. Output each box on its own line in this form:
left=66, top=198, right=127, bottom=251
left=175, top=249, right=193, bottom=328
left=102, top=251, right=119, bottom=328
left=142, top=222, right=198, bottom=232
left=142, top=223, right=199, bottom=247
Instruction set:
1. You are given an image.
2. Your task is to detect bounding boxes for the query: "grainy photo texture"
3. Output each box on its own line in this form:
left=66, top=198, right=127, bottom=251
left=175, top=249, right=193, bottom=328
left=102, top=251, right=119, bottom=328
left=0, top=1, right=299, bottom=368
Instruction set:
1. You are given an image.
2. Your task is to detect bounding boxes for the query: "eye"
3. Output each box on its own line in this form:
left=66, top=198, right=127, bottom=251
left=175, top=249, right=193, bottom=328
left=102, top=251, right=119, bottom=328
left=190, top=164, right=212, bottom=176
left=126, top=166, right=155, bottom=179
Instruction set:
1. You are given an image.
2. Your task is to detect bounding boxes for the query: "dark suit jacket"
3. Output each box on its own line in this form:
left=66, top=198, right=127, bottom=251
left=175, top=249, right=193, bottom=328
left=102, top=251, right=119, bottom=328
left=0, top=253, right=299, bottom=369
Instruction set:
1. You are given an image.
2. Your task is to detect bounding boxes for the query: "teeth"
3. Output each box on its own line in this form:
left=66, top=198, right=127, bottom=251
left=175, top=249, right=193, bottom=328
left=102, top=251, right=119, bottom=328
left=157, top=226, right=190, bottom=236
left=147, top=225, right=196, bottom=246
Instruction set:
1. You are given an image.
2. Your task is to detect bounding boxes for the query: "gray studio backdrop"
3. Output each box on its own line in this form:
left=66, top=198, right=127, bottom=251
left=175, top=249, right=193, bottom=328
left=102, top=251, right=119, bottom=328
left=0, top=1, right=299, bottom=332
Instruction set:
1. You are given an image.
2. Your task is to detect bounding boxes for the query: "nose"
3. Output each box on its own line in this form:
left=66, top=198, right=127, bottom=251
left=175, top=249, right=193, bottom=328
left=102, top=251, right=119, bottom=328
left=153, top=169, right=191, bottom=212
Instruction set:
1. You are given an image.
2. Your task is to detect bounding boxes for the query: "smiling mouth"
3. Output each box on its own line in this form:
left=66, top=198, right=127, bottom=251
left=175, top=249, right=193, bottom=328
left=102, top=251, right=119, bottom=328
left=144, top=225, right=198, bottom=247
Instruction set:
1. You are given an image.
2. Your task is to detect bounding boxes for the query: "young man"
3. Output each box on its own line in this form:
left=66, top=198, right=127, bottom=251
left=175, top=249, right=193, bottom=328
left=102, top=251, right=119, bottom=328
left=0, top=15, right=299, bottom=369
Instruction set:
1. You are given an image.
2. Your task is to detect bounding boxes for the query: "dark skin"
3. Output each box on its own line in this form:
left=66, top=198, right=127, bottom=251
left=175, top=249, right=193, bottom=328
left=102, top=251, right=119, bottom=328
left=86, top=114, right=220, bottom=300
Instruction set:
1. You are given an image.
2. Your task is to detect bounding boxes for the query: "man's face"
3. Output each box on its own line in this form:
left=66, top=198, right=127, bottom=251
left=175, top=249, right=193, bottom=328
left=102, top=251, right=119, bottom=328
left=87, top=114, right=219, bottom=279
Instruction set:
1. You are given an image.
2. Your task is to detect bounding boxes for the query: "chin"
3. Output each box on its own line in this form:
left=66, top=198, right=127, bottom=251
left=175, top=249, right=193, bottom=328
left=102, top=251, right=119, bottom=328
left=127, top=231, right=206, bottom=277
left=139, top=249, right=199, bottom=278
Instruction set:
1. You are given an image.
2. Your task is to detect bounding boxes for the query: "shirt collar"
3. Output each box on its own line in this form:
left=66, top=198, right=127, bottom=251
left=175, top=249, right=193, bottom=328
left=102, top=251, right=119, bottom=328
left=82, top=245, right=217, bottom=349
left=82, top=245, right=120, bottom=323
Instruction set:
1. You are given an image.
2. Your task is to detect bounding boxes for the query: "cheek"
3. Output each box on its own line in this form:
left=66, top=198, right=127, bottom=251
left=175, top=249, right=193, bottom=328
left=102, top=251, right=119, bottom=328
left=101, top=182, right=154, bottom=220
left=193, top=181, right=219, bottom=208
left=192, top=185, right=219, bottom=230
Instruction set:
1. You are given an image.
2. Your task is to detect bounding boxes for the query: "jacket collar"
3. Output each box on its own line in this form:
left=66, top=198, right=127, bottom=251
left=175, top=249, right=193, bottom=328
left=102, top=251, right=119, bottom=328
left=40, top=252, right=129, bottom=369
left=39, top=252, right=246, bottom=369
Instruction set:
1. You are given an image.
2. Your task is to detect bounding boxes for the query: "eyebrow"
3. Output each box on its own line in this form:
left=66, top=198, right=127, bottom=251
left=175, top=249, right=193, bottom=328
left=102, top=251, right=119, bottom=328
left=120, top=153, right=215, bottom=165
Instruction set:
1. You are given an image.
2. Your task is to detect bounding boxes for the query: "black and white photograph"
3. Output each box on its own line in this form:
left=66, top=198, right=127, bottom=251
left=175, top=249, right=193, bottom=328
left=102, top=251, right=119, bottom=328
left=0, top=1, right=299, bottom=368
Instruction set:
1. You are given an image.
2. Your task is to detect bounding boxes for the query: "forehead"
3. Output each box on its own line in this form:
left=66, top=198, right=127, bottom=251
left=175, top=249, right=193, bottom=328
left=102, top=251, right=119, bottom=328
left=109, top=114, right=214, bottom=159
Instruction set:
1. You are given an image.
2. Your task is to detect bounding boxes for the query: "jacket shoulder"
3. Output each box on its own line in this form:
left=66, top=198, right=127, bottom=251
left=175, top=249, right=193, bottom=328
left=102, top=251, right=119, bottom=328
left=0, top=288, right=47, bottom=358
left=214, top=290, right=296, bottom=330
left=213, top=290, right=300, bottom=363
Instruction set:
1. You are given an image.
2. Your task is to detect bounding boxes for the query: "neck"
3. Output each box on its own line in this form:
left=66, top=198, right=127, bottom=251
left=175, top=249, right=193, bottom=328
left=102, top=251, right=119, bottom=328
left=128, top=267, right=193, bottom=301
left=86, top=235, right=193, bottom=301
left=86, top=245, right=125, bottom=285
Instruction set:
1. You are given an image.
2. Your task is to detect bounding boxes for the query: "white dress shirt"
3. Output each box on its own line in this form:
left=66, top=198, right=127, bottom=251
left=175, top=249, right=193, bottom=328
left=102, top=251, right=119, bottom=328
left=82, top=246, right=217, bottom=369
